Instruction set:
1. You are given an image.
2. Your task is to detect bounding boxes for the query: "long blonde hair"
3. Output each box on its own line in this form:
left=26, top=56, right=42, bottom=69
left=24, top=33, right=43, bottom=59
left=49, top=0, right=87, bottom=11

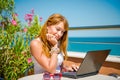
left=38, top=13, right=69, bottom=60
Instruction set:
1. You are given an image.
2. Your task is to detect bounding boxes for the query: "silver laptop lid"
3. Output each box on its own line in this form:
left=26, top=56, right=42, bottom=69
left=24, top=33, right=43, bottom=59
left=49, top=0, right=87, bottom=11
left=77, top=49, right=111, bottom=75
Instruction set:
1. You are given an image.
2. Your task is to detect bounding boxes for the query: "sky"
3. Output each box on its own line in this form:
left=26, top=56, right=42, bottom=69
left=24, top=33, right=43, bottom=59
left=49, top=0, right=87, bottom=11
left=14, top=0, right=120, bottom=37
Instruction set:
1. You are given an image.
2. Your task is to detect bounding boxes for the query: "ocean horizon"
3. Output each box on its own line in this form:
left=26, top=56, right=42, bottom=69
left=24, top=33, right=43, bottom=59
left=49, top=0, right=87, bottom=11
left=67, top=37, right=120, bottom=56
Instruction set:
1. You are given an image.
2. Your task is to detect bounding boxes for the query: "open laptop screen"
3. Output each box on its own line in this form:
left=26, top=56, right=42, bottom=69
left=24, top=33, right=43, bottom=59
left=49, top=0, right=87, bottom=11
left=76, top=49, right=110, bottom=75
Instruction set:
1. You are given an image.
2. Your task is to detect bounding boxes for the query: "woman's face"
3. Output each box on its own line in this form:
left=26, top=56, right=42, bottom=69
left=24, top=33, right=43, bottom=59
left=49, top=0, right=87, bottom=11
left=47, top=22, right=65, bottom=40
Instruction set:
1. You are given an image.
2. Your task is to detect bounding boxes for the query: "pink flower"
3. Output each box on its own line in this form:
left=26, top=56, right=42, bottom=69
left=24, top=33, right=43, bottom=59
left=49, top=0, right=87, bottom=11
left=39, top=17, right=42, bottom=22
left=14, top=13, right=18, bottom=17
left=24, top=14, right=33, bottom=26
left=23, top=28, right=28, bottom=32
left=11, top=20, right=17, bottom=26
left=27, top=58, right=32, bottom=64
left=24, top=14, right=33, bottom=21
left=31, top=9, right=34, bottom=15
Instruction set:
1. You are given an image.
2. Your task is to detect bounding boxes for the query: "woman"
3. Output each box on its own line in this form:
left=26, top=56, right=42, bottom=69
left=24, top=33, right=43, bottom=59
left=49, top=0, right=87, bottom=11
left=30, top=13, right=78, bottom=74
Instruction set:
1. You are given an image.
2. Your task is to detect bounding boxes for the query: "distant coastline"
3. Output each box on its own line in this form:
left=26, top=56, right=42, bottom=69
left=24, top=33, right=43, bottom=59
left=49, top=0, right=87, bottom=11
left=69, top=25, right=120, bottom=30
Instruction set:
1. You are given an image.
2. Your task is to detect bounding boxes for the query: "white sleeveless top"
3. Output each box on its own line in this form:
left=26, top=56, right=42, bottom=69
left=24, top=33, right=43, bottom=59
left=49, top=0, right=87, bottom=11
left=31, top=38, right=64, bottom=74
left=32, top=53, right=64, bottom=74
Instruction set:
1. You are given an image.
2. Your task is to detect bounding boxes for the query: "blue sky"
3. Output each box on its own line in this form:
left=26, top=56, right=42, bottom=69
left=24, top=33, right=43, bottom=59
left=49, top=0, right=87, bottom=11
left=14, top=0, right=120, bottom=37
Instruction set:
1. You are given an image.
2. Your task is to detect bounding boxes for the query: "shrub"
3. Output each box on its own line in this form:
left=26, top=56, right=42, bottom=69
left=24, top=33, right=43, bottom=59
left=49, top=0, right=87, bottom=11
left=0, top=11, right=41, bottom=80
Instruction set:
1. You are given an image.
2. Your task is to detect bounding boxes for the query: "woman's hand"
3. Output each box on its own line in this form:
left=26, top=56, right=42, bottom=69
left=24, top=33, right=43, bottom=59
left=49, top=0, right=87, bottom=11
left=62, top=60, right=79, bottom=72
left=46, top=33, right=58, bottom=46
left=65, top=64, right=79, bottom=72
left=46, top=33, right=60, bottom=54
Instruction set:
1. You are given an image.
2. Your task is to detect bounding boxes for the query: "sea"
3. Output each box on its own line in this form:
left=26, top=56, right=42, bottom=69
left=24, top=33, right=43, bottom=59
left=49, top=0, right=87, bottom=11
left=67, top=37, right=120, bottom=56
left=17, top=33, right=120, bottom=57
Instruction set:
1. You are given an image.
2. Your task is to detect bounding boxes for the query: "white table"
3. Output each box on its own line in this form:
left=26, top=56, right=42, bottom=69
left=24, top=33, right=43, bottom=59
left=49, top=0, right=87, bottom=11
left=18, top=74, right=117, bottom=80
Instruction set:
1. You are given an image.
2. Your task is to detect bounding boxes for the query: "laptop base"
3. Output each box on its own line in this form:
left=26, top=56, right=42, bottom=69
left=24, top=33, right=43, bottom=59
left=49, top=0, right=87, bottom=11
left=62, top=71, right=98, bottom=79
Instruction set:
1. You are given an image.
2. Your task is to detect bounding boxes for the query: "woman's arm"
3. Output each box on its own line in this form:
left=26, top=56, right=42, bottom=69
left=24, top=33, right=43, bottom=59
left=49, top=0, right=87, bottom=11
left=30, top=39, right=59, bottom=73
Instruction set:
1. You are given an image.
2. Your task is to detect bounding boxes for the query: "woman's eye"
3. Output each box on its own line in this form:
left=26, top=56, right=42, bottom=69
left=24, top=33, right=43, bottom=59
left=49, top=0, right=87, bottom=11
left=61, top=31, right=65, bottom=34
left=62, top=31, right=64, bottom=33
left=56, top=28, right=60, bottom=31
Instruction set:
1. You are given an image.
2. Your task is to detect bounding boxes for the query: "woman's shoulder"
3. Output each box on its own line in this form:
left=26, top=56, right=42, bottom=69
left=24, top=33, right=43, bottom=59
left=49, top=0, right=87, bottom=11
left=30, top=38, right=42, bottom=47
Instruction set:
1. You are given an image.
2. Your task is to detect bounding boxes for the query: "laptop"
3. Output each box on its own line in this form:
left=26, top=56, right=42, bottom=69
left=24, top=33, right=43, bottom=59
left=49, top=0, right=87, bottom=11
left=62, top=49, right=111, bottom=79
